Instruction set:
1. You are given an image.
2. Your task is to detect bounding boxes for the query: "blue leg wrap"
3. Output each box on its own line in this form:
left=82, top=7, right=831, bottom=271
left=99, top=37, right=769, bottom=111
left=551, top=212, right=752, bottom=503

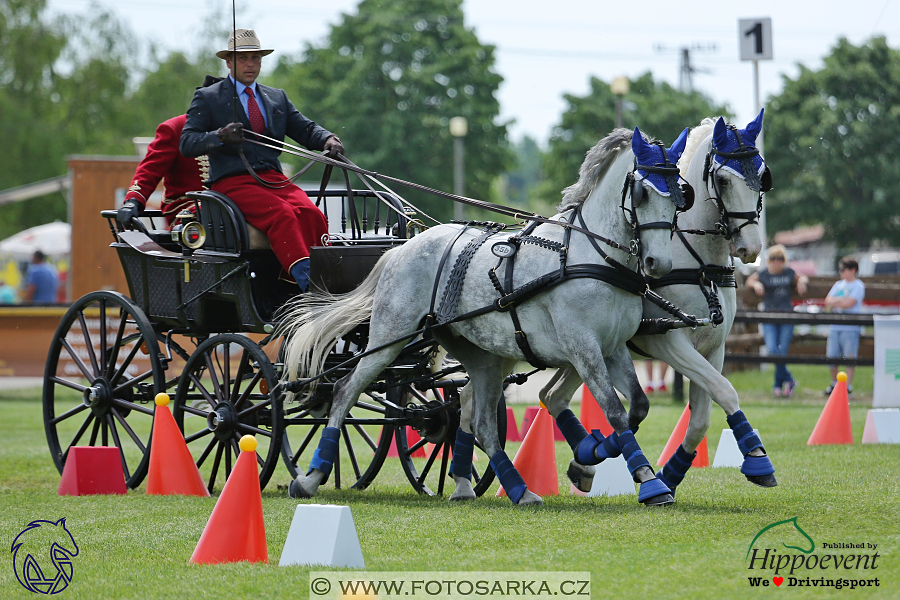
left=741, top=454, right=775, bottom=477
left=638, top=477, right=673, bottom=503
left=449, top=428, right=475, bottom=480
left=307, top=426, right=340, bottom=480
left=490, top=451, right=527, bottom=504
left=556, top=409, right=588, bottom=451
left=574, top=430, right=606, bottom=465
left=656, top=445, right=696, bottom=493
left=726, top=410, right=764, bottom=455
left=618, top=430, right=651, bottom=480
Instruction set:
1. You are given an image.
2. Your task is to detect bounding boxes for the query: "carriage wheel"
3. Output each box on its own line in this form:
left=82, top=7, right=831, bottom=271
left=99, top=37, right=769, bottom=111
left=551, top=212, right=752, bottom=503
left=279, top=382, right=394, bottom=490
left=393, top=385, right=507, bottom=496
left=172, top=334, right=282, bottom=493
left=43, top=291, right=165, bottom=489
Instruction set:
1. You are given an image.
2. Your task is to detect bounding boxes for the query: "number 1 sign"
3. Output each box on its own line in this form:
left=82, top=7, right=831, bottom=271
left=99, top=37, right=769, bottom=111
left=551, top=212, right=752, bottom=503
left=739, top=18, right=773, bottom=61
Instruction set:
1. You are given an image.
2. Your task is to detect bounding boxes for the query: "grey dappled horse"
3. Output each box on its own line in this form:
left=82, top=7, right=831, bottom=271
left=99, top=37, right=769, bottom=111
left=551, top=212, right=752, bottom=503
left=282, top=128, right=685, bottom=506
left=537, top=111, right=777, bottom=498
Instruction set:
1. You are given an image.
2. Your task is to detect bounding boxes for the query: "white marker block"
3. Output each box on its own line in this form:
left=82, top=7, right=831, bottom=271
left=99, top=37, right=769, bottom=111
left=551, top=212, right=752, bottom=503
left=587, top=456, right=636, bottom=497
left=862, top=409, right=900, bottom=444
left=279, top=504, right=365, bottom=568
left=712, top=428, right=761, bottom=468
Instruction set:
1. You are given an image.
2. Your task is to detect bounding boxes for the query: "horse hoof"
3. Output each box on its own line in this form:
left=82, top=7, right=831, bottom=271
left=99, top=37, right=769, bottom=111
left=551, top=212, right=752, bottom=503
left=449, top=493, right=475, bottom=502
left=515, top=490, right=544, bottom=506
left=566, top=460, right=595, bottom=493
left=642, top=492, right=675, bottom=507
left=746, top=473, right=778, bottom=488
left=288, top=475, right=316, bottom=499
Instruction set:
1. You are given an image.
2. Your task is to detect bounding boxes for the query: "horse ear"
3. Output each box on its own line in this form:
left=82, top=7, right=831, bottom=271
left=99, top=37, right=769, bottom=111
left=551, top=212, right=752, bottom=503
left=742, top=108, right=765, bottom=144
left=713, top=117, right=728, bottom=149
left=631, top=127, right=653, bottom=162
left=56, top=517, right=67, bottom=527
left=667, top=127, right=690, bottom=163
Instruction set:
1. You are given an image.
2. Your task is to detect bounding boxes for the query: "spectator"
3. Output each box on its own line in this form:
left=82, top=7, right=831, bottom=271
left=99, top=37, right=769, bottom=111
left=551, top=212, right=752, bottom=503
left=23, top=250, right=59, bottom=304
left=644, top=360, right=669, bottom=394
left=824, top=256, right=865, bottom=396
left=0, top=278, right=16, bottom=304
left=746, top=245, right=808, bottom=397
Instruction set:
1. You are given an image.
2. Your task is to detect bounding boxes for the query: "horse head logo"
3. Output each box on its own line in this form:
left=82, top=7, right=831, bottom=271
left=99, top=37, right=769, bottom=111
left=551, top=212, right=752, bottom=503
left=746, top=516, right=815, bottom=559
left=11, top=518, right=79, bottom=594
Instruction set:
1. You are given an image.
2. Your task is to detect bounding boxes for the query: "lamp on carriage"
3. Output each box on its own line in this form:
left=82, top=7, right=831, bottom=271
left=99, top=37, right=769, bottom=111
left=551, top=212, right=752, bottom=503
left=449, top=116, right=468, bottom=221
left=610, top=76, right=630, bottom=129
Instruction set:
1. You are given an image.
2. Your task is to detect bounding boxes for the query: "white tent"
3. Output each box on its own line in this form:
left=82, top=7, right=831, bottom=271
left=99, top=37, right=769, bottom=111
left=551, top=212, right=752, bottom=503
left=0, top=221, right=71, bottom=261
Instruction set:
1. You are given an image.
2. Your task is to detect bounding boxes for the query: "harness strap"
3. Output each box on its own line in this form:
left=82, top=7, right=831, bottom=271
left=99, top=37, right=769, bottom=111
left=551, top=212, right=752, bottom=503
left=428, top=224, right=473, bottom=324
left=435, top=223, right=505, bottom=324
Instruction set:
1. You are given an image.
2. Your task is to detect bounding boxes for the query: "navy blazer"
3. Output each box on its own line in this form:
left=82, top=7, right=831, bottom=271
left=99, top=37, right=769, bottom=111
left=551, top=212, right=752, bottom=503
left=180, top=78, right=334, bottom=184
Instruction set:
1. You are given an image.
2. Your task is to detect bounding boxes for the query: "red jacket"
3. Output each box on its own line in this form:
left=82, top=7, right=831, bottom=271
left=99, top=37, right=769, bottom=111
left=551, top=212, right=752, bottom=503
left=126, top=114, right=207, bottom=224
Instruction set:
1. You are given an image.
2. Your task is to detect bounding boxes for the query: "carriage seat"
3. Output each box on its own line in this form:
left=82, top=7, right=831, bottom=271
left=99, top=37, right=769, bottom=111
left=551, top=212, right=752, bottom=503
left=186, top=190, right=271, bottom=253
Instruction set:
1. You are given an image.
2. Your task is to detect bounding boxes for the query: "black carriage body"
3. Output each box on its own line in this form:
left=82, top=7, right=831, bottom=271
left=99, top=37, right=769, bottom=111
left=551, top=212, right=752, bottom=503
left=111, top=188, right=403, bottom=335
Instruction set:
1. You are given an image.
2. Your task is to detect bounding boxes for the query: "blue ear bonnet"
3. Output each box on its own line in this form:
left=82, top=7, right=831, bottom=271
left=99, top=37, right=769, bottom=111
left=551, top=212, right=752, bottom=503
left=632, top=127, right=689, bottom=209
left=711, top=110, right=766, bottom=192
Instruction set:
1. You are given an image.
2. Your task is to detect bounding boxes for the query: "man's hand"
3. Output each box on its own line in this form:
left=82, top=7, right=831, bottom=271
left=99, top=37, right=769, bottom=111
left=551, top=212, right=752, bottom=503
left=216, top=122, right=244, bottom=144
left=117, top=199, right=141, bottom=229
left=324, top=136, right=344, bottom=158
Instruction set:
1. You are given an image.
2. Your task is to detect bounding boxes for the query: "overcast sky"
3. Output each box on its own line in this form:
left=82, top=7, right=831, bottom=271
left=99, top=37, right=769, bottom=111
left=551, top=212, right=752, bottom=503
left=49, top=0, right=900, bottom=145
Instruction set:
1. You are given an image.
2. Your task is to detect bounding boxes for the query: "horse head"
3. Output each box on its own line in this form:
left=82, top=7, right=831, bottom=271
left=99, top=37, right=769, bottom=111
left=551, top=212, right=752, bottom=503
left=681, top=110, right=769, bottom=261
left=11, top=518, right=79, bottom=594
left=629, top=127, right=687, bottom=277
left=746, top=516, right=815, bottom=559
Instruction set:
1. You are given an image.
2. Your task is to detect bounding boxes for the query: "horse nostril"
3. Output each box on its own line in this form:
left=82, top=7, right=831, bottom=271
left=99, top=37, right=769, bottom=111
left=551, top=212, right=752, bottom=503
left=645, top=256, right=656, bottom=271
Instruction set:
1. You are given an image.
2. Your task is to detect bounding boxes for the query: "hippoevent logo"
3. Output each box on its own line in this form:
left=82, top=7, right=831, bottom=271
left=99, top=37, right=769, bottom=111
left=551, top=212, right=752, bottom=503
left=746, top=517, right=880, bottom=590
left=10, top=518, right=79, bottom=594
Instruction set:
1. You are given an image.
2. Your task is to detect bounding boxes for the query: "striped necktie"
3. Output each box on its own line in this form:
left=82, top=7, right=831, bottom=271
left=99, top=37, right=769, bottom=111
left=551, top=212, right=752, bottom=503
left=244, top=87, right=265, bottom=134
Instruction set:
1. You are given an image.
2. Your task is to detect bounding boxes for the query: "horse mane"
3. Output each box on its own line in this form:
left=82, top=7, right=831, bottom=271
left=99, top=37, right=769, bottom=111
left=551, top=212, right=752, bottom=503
left=679, top=116, right=724, bottom=170
left=557, top=128, right=634, bottom=212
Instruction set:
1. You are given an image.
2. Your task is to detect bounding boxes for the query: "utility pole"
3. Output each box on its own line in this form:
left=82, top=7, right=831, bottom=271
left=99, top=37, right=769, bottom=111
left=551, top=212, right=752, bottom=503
left=654, top=43, right=718, bottom=94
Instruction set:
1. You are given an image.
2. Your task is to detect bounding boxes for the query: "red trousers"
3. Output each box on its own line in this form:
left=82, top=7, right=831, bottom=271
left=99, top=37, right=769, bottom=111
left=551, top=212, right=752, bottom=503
left=212, top=172, right=328, bottom=274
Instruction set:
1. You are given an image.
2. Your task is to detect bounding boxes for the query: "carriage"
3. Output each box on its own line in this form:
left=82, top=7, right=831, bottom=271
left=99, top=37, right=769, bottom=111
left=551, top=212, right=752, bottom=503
left=42, top=172, right=513, bottom=497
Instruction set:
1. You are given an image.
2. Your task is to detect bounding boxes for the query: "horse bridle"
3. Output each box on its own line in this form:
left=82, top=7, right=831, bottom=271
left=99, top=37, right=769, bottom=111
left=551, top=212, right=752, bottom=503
left=620, top=141, right=694, bottom=263
left=698, top=124, right=772, bottom=240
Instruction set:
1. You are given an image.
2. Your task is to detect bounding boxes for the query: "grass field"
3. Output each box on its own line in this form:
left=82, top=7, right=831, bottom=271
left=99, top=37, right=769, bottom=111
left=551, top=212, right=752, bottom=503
left=1, top=365, right=898, bottom=599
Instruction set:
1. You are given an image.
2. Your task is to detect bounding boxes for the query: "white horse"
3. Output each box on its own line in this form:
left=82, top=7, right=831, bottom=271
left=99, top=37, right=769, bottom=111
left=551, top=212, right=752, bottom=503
left=282, top=128, right=687, bottom=506
left=536, top=111, right=776, bottom=497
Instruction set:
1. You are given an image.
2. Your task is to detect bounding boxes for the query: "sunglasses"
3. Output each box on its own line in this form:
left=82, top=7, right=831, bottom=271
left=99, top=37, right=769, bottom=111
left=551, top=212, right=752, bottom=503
left=769, top=256, right=785, bottom=262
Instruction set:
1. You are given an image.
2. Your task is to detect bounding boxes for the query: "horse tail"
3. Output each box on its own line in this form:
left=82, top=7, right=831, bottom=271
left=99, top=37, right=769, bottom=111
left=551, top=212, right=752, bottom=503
left=277, top=246, right=400, bottom=401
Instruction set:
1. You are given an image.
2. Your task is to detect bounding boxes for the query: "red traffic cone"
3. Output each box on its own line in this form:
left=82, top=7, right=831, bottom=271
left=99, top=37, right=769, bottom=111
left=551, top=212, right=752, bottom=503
left=387, top=426, right=427, bottom=458
left=580, top=386, right=614, bottom=436
left=808, top=372, right=854, bottom=445
left=497, top=405, right=558, bottom=498
left=58, top=446, right=127, bottom=496
left=190, top=435, right=267, bottom=564
left=656, top=404, right=708, bottom=467
left=521, top=406, right=565, bottom=441
left=506, top=407, right=522, bottom=442
left=147, top=394, right=210, bottom=496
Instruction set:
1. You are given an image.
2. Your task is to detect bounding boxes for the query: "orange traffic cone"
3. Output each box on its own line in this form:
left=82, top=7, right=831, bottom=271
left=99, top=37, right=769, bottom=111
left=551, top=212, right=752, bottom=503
left=147, top=394, right=210, bottom=496
left=521, top=405, right=565, bottom=441
left=656, top=404, right=708, bottom=467
left=808, top=372, right=854, bottom=445
left=190, top=435, right=267, bottom=564
left=580, top=386, right=614, bottom=436
left=497, top=405, right=558, bottom=498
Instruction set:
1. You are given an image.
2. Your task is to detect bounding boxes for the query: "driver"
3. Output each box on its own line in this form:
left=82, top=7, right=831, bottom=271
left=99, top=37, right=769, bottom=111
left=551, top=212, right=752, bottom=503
left=180, top=28, right=344, bottom=291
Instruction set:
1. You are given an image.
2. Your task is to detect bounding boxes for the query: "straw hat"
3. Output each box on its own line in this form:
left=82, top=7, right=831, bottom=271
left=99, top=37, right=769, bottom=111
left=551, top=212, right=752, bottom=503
left=216, top=29, right=274, bottom=59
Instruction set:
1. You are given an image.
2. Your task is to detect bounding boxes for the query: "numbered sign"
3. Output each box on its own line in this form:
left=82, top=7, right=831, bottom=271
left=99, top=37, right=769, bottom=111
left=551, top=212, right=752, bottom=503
left=738, top=18, right=773, bottom=61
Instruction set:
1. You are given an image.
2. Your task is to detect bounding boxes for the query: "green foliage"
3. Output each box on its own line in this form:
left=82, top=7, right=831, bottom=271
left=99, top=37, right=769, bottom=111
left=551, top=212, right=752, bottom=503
left=269, top=0, right=513, bottom=222
left=765, top=37, right=900, bottom=248
left=538, top=73, right=731, bottom=210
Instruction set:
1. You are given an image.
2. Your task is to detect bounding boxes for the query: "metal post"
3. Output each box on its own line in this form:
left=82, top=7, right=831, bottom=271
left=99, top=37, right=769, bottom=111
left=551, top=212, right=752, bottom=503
left=449, top=116, right=468, bottom=222
left=753, top=59, right=768, bottom=250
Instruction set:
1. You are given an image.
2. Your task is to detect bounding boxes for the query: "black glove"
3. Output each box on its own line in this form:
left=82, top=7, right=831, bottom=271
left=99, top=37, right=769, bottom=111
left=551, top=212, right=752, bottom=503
left=323, top=136, right=344, bottom=158
left=117, top=199, right=141, bottom=229
left=216, top=122, right=244, bottom=144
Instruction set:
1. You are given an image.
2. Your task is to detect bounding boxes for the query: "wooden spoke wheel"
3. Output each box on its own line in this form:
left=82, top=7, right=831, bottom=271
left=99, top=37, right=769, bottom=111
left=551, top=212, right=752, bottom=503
left=43, top=291, right=165, bottom=489
left=393, top=385, right=507, bottom=497
left=172, top=334, right=283, bottom=493
left=279, top=383, right=395, bottom=491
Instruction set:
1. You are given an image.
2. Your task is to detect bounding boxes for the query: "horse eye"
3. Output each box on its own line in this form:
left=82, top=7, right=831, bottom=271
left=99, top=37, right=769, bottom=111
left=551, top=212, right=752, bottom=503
left=716, top=175, right=730, bottom=187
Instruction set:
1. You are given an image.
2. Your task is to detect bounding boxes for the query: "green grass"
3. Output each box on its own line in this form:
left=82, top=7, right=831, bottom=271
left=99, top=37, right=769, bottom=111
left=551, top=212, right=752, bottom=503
left=1, top=367, right=898, bottom=599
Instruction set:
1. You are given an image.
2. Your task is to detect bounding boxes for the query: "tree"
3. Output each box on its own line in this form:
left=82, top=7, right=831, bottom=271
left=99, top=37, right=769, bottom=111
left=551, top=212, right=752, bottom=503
left=765, top=36, right=900, bottom=248
left=537, top=73, right=731, bottom=212
left=269, top=0, right=512, bottom=222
